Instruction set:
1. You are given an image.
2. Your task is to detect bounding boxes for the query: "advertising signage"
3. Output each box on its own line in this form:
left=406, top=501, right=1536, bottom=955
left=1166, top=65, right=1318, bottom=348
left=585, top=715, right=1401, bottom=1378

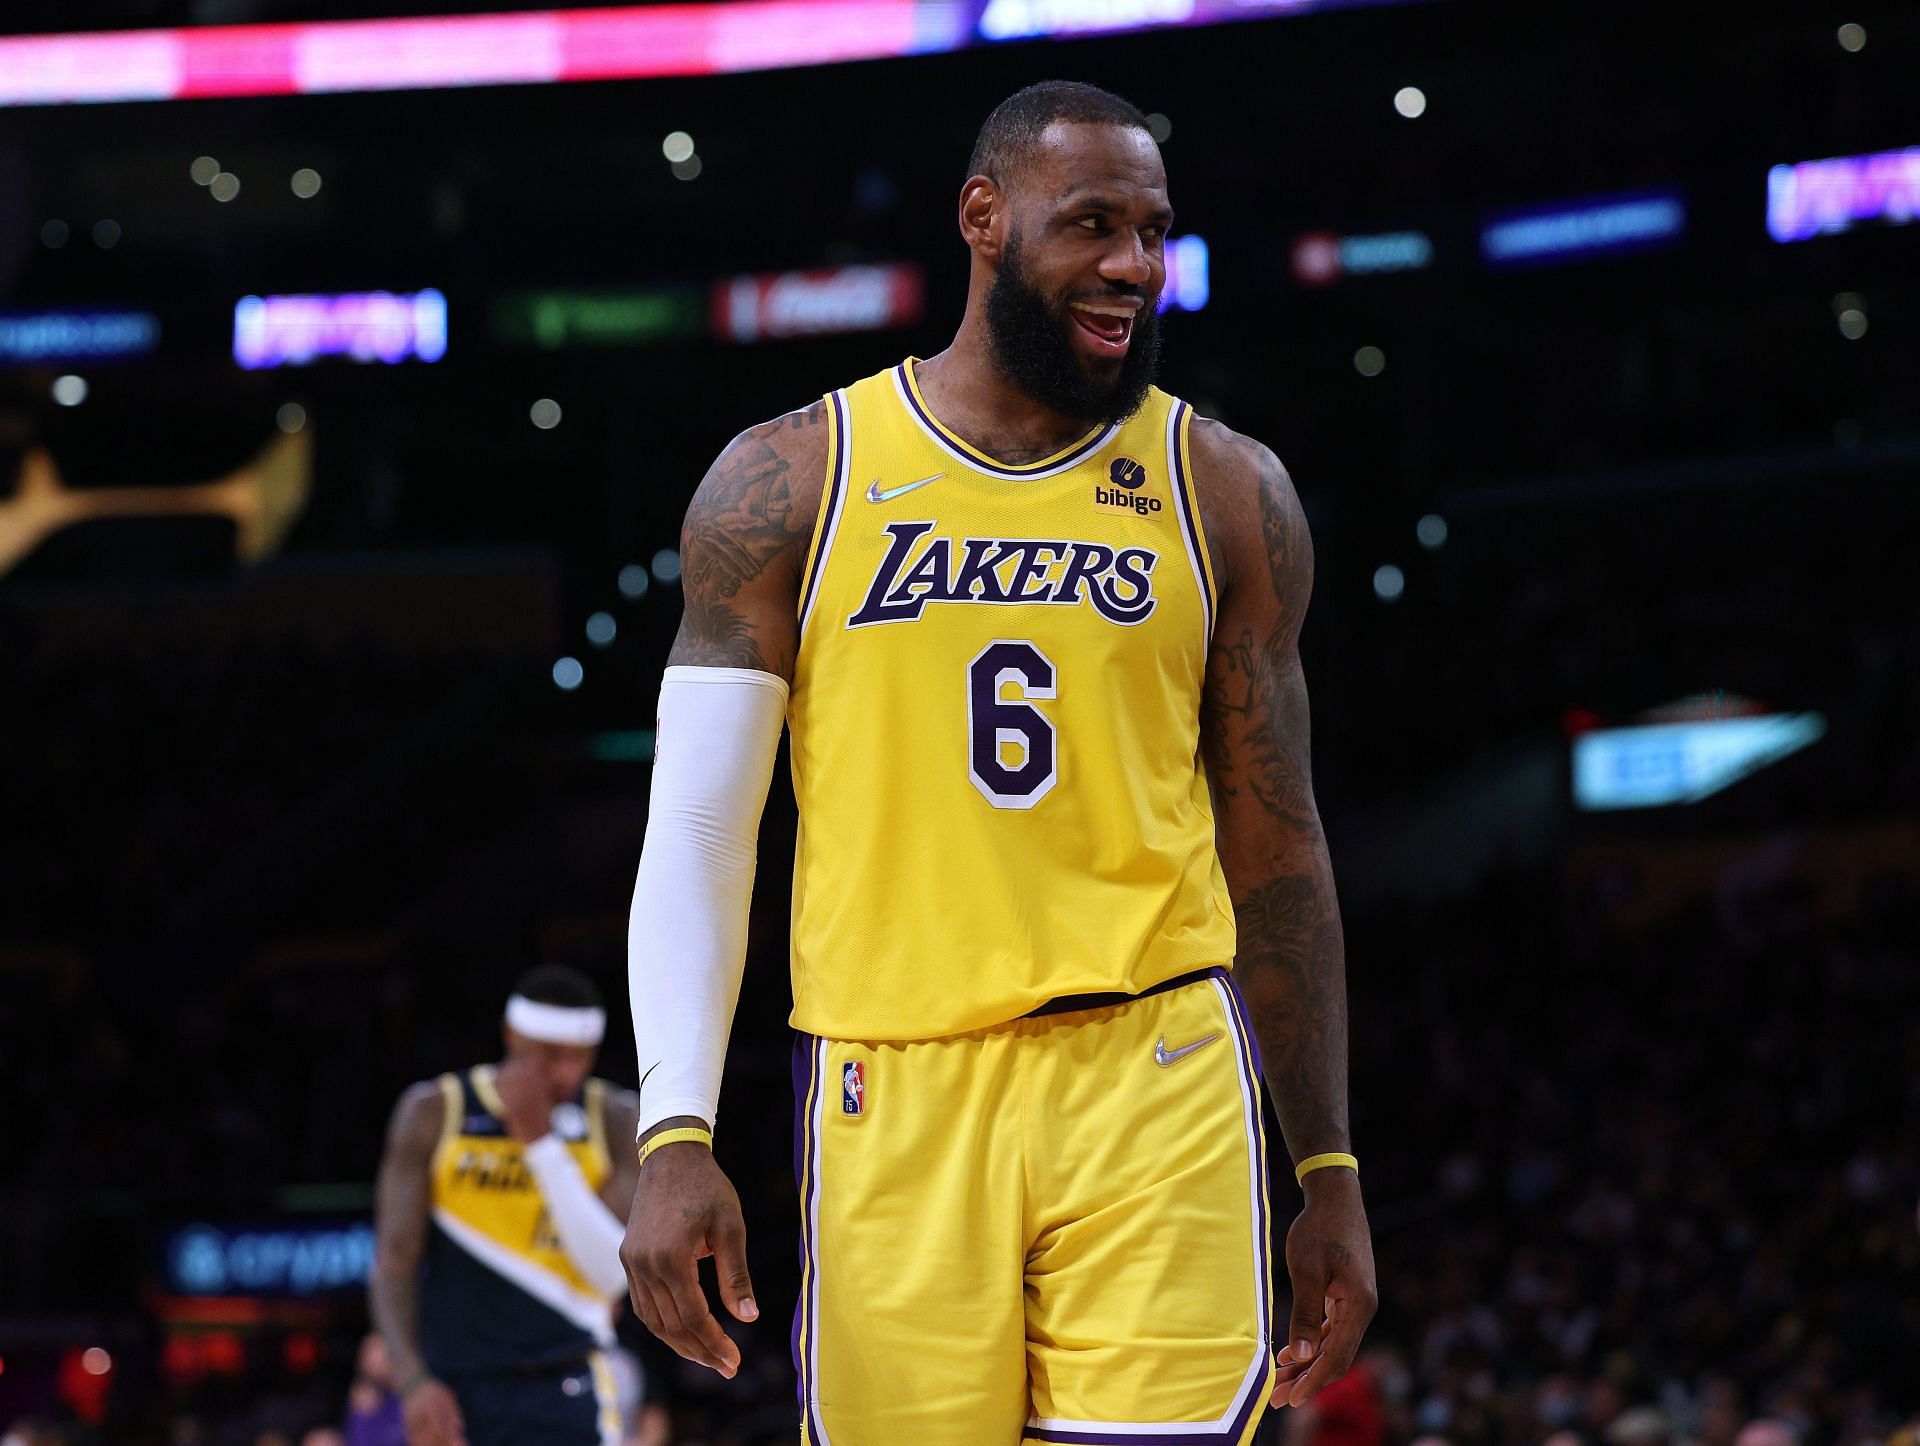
left=714, top=262, right=924, bottom=344
left=0, top=309, right=160, bottom=365
left=162, top=1219, right=376, bottom=1299
left=1767, top=146, right=1920, bottom=243
left=233, top=289, right=448, bottom=369
left=1480, top=190, right=1685, bottom=269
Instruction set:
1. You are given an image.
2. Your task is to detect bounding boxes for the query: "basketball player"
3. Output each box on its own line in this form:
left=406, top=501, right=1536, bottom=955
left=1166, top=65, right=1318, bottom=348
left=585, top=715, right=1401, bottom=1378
left=622, top=81, right=1377, bottom=1444
left=371, top=966, right=639, bottom=1446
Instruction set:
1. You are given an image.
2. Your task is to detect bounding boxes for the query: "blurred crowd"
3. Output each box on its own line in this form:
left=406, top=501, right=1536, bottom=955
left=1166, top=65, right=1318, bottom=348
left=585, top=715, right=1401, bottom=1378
left=5, top=844, right=1916, bottom=1443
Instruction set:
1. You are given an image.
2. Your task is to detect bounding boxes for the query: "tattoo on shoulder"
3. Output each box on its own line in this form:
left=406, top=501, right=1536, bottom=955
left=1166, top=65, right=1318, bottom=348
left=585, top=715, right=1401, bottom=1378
left=671, top=404, right=824, bottom=671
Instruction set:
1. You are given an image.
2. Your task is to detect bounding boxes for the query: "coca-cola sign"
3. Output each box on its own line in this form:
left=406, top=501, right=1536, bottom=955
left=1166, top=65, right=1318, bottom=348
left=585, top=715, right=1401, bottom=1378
left=714, top=263, right=925, bottom=343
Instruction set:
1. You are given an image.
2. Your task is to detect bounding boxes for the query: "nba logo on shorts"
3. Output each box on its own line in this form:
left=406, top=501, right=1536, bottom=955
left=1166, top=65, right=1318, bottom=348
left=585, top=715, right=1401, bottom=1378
left=841, top=1060, right=866, bottom=1117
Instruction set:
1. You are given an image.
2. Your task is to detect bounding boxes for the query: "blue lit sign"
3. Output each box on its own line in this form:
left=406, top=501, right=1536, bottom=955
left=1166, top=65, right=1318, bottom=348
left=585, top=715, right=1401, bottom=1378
left=1481, top=190, right=1685, bottom=269
left=1292, top=230, right=1433, bottom=286
left=1573, top=713, right=1826, bottom=811
left=162, top=1220, right=375, bottom=1298
left=1159, top=234, right=1209, bottom=313
left=0, top=309, right=159, bottom=364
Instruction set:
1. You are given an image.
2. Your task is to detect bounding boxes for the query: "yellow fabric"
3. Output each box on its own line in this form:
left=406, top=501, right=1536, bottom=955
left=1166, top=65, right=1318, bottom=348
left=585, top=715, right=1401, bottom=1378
left=795, top=973, right=1275, bottom=1445
left=637, top=1126, right=713, bottom=1166
left=787, top=357, right=1237, bottom=1041
left=1294, top=1151, right=1360, bottom=1183
left=587, top=1350, right=622, bottom=1446
left=429, top=1068, right=613, bottom=1300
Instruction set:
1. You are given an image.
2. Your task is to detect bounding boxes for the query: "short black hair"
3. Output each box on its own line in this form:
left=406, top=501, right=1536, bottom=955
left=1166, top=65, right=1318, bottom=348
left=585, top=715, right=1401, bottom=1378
left=967, top=80, right=1152, bottom=188
left=511, top=963, right=604, bottom=1011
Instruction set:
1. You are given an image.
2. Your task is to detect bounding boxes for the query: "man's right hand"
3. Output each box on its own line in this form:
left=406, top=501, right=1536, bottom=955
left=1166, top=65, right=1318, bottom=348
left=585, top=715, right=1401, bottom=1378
left=401, top=1377, right=466, bottom=1446
left=621, top=1134, right=758, bottom=1379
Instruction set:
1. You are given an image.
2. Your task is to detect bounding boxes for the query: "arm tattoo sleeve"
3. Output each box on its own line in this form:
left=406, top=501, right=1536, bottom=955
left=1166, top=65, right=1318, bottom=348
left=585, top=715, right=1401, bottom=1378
left=1201, top=439, right=1352, bottom=1163
left=668, top=400, right=825, bottom=677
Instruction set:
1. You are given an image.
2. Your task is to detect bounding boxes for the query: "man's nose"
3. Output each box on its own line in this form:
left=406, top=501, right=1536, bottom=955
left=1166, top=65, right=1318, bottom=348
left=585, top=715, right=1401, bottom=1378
left=1099, top=232, right=1152, bottom=288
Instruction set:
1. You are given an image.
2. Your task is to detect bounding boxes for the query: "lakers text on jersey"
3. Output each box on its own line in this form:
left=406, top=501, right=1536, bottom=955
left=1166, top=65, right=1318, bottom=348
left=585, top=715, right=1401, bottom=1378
left=785, top=357, right=1238, bottom=1041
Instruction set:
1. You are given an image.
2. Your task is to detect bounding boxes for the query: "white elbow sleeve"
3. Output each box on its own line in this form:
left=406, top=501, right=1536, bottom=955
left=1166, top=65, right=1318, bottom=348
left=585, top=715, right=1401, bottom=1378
left=520, top=1134, right=628, bottom=1298
left=628, top=665, right=788, bottom=1137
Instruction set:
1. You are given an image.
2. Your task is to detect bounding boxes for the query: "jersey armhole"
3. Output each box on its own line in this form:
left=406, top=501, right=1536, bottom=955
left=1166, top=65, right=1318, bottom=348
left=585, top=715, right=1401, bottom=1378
left=1167, top=400, right=1218, bottom=645
left=433, top=1072, right=462, bottom=1163
left=795, top=389, right=851, bottom=636
left=584, top=1078, right=611, bottom=1173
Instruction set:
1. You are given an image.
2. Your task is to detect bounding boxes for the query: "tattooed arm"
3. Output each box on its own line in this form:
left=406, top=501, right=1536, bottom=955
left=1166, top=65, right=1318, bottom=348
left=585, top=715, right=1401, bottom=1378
left=666, top=398, right=831, bottom=678
left=620, top=400, right=829, bottom=1381
left=1191, top=418, right=1377, bottom=1409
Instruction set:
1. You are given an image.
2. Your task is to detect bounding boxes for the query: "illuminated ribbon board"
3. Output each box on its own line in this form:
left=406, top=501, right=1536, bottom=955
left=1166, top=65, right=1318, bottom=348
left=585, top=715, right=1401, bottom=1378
left=1572, top=713, right=1827, bottom=811
left=1291, top=230, right=1433, bottom=286
left=233, top=289, right=447, bottom=369
left=0, top=309, right=160, bottom=364
left=1767, top=146, right=1920, bottom=243
left=1481, top=190, right=1685, bottom=270
left=715, top=263, right=925, bottom=343
left=0, top=0, right=1430, bottom=107
left=1158, top=233, right=1210, bottom=313
left=493, top=288, right=706, bottom=349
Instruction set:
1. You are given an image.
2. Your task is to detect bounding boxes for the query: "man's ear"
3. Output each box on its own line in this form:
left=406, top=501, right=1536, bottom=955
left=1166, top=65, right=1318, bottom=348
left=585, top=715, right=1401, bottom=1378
left=959, top=175, right=1006, bottom=261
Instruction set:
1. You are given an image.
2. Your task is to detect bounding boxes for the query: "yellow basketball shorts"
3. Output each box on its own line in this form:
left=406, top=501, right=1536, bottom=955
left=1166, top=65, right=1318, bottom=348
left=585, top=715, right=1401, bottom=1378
left=790, top=966, right=1277, bottom=1445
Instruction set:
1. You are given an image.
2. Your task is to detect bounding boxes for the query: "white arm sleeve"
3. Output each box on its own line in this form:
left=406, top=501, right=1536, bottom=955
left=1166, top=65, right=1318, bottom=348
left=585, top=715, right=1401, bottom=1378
left=520, top=1134, right=628, bottom=1297
left=628, top=664, right=788, bottom=1137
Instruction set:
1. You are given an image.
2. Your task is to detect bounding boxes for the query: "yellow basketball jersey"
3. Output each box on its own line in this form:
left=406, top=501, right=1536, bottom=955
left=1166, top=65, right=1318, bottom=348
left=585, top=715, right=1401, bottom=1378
left=422, top=1067, right=615, bottom=1364
left=785, top=356, right=1237, bottom=1041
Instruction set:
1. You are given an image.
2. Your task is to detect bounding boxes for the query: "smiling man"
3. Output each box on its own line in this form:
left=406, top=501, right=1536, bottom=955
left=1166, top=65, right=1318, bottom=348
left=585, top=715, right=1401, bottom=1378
left=621, top=81, right=1377, bottom=1445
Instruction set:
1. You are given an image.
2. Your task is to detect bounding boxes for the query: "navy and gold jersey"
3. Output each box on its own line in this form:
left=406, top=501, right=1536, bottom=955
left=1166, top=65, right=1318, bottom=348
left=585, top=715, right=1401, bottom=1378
left=785, top=358, right=1238, bottom=1041
left=419, top=1067, right=614, bottom=1375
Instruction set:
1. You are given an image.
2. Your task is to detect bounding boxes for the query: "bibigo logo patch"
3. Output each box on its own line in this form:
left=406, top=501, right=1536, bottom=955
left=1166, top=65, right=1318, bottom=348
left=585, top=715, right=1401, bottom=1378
left=1095, top=456, right=1160, bottom=515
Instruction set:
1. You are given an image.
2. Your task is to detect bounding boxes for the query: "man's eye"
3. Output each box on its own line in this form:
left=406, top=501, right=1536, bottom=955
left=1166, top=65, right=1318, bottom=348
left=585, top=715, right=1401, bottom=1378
left=1077, top=216, right=1103, bottom=230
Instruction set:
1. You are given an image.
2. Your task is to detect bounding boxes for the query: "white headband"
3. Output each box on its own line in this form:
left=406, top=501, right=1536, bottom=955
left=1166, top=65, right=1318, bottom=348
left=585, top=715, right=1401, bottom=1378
left=505, top=994, right=606, bottom=1047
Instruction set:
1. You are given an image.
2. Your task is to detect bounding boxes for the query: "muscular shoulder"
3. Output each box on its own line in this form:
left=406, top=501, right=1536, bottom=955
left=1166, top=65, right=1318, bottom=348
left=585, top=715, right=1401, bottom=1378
left=384, top=1078, right=448, bottom=1159
left=1186, top=415, right=1312, bottom=627
left=682, top=400, right=831, bottom=590
left=596, top=1082, right=642, bottom=1137
left=672, top=398, right=832, bottom=673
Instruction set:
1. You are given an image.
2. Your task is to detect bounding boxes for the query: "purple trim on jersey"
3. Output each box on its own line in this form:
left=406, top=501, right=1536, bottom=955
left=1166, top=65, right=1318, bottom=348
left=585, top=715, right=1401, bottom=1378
left=893, top=363, right=1112, bottom=478
left=797, top=390, right=848, bottom=633
left=1167, top=401, right=1215, bottom=641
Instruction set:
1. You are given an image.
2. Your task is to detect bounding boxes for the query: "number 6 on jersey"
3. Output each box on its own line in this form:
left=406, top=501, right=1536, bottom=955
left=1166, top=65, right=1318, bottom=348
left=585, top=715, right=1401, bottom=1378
left=967, top=640, right=1059, bottom=809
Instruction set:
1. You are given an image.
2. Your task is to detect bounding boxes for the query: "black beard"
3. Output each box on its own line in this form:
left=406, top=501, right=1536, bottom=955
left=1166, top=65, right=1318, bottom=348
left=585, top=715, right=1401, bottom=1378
left=984, top=232, right=1162, bottom=428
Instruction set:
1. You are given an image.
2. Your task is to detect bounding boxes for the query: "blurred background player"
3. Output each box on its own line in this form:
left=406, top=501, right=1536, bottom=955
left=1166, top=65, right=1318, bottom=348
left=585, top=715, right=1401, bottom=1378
left=621, top=82, right=1376, bottom=1443
left=370, top=966, right=639, bottom=1446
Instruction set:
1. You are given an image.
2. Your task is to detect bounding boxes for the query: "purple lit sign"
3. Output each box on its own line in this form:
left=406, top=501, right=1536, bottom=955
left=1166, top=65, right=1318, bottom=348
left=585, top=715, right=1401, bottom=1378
left=1767, top=146, right=1920, bottom=243
left=233, top=289, right=447, bottom=369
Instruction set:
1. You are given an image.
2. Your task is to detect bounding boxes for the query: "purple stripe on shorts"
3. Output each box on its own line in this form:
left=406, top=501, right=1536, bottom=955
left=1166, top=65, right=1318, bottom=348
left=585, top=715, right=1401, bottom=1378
left=790, top=1033, right=817, bottom=1417
left=1026, top=977, right=1275, bottom=1446
left=1218, top=977, right=1273, bottom=1315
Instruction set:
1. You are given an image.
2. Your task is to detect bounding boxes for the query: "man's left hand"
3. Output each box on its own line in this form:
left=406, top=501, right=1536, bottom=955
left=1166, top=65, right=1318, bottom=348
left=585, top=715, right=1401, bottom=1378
left=1271, top=1168, right=1377, bottom=1407
left=494, top=1058, right=557, bottom=1143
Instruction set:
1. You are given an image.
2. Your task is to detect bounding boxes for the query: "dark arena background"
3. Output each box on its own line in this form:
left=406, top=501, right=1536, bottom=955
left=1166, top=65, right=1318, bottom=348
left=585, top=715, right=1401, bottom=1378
left=2, top=1, right=1918, bottom=1443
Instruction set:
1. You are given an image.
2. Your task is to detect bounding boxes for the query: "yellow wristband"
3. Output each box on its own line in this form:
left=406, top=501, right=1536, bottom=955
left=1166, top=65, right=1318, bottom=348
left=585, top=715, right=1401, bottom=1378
left=1294, top=1151, right=1359, bottom=1184
left=637, top=1126, right=714, bottom=1167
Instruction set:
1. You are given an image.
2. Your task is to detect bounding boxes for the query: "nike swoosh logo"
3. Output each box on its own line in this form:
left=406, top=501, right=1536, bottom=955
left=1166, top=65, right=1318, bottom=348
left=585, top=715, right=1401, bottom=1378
left=866, top=472, right=944, bottom=503
left=1154, top=1032, right=1222, bottom=1068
